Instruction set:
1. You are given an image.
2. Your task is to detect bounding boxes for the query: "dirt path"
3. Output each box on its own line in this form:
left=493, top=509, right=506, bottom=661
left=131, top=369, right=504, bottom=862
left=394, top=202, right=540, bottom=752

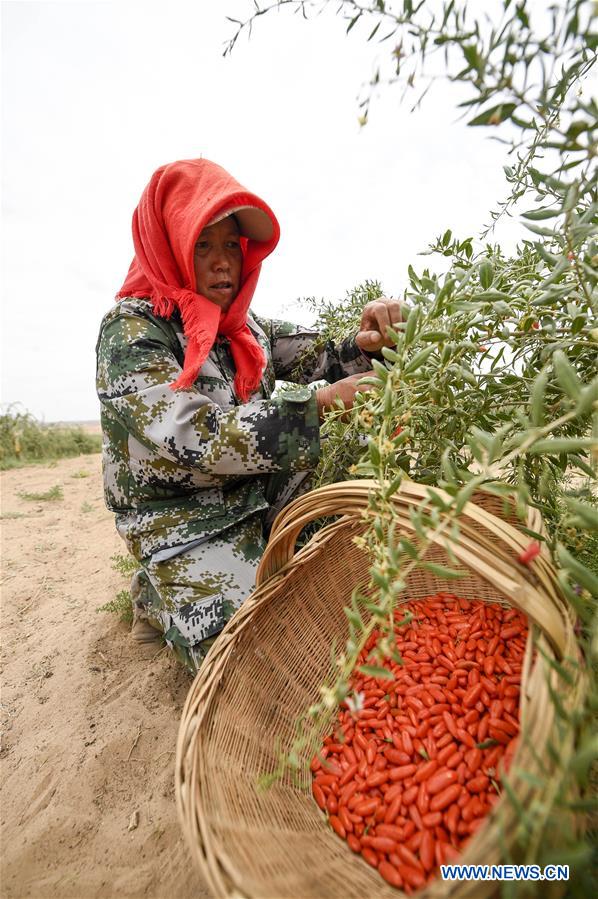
left=1, top=454, right=209, bottom=898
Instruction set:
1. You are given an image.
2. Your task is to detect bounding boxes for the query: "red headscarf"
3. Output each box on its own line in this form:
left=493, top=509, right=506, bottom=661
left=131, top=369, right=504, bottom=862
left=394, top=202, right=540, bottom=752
left=117, top=159, right=280, bottom=401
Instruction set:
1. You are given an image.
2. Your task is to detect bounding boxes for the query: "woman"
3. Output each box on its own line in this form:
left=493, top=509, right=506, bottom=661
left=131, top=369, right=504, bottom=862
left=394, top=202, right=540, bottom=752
left=96, top=158, right=402, bottom=672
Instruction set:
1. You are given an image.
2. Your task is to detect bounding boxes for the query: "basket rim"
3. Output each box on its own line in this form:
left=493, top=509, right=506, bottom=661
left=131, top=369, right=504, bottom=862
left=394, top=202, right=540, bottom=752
left=256, top=481, right=568, bottom=658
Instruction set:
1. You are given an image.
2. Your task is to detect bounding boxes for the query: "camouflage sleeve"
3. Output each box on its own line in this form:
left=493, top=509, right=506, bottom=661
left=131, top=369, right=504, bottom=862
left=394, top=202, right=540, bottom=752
left=252, top=315, right=372, bottom=384
left=96, top=311, right=320, bottom=475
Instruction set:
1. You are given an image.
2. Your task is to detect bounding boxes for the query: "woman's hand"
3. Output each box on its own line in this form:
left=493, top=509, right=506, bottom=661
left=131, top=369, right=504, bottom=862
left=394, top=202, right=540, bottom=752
left=355, top=297, right=407, bottom=354
left=315, top=372, right=375, bottom=421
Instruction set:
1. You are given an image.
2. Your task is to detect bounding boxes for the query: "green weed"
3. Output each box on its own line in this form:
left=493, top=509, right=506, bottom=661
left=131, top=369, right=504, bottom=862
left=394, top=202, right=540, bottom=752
left=97, top=553, right=138, bottom=625
left=110, top=552, right=138, bottom=577
left=80, top=501, right=94, bottom=513
left=98, top=589, right=133, bottom=625
left=71, top=470, right=90, bottom=479
left=17, top=485, right=63, bottom=502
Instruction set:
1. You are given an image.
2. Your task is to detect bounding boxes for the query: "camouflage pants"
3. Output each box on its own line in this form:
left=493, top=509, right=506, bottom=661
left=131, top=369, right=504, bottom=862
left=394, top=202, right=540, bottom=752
left=129, top=470, right=313, bottom=672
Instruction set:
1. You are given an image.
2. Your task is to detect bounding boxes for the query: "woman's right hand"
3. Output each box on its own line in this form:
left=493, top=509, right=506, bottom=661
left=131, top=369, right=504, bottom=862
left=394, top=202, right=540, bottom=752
left=315, top=371, right=375, bottom=421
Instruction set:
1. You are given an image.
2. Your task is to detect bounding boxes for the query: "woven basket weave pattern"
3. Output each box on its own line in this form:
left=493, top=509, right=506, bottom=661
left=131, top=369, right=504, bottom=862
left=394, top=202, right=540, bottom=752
left=176, top=482, right=584, bottom=899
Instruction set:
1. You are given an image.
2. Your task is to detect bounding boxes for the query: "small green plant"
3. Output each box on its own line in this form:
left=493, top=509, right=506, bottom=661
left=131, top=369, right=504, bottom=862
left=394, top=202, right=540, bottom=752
left=110, top=552, right=139, bottom=577
left=98, top=553, right=138, bottom=625
left=34, top=542, right=55, bottom=553
left=0, top=511, right=30, bottom=520
left=71, top=470, right=90, bottom=479
left=80, top=501, right=94, bottom=513
left=17, top=485, right=63, bottom=502
left=97, top=589, right=134, bottom=625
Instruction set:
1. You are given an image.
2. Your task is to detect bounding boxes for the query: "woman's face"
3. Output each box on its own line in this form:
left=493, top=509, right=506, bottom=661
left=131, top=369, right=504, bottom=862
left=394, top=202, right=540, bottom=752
left=193, top=215, right=243, bottom=312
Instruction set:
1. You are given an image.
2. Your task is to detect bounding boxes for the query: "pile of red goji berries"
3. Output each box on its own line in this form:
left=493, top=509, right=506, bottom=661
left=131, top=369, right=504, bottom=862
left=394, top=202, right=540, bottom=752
left=311, top=593, right=527, bottom=892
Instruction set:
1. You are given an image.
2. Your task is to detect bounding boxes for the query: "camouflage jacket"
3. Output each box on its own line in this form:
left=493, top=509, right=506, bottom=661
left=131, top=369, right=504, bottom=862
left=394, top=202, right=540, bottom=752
left=96, top=297, right=371, bottom=562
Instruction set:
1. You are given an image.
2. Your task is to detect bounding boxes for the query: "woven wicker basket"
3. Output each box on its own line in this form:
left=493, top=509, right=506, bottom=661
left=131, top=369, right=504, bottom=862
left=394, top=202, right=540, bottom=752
left=176, top=480, right=585, bottom=899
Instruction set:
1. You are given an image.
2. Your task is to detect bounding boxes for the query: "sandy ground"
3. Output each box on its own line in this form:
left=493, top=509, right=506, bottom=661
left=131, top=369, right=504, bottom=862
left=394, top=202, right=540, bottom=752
left=1, top=451, right=209, bottom=899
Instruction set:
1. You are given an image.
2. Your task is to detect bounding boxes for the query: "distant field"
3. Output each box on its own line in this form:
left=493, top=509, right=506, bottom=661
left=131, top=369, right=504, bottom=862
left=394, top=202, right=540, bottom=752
left=0, top=411, right=102, bottom=470
left=51, top=420, right=102, bottom=434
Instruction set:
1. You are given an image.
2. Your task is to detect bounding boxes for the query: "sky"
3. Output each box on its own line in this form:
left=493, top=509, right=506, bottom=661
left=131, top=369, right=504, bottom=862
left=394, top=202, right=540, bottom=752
left=2, top=0, right=531, bottom=422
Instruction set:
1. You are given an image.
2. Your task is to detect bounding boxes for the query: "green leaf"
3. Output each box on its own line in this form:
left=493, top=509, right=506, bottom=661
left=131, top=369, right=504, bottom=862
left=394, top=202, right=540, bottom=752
left=569, top=454, right=597, bottom=478
left=479, top=260, right=494, bottom=289
left=372, top=358, right=389, bottom=382
left=392, top=429, right=409, bottom=447
left=576, top=377, right=598, bottom=415
left=381, top=346, right=401, bottom=363
left=455, top=475, right=485, bottom=514
left=425, top=489, right=450, bottom=511
left=521, top=207, right=561, bottom=221
left=346, top=13, right=361, bottom=33
left=557, top=545, right=598, bottom=596
left=359, top=664, right=395, bottom=681
left=385, top=475, right=404, bottom=499
left=579, top=201, right=598, bottom=224
left=475, top=289, right=512, bottom=302
left=462, top=44, right=481, bottom=71
left=476, top=739, right=500, bottom=750
left=563, top=182, right=579, bottom=212
left=405, top=345, right=435, bottom=373
left=344, top=607, right=363, bottom=630
left=534, top=642, right=576, bottom=686
left=557, top=571, right=592, bottom=623
left=515, top=4, right=529, bottom=27
left=404, top=305, right=420, bottom=346
left=362, top=590, right=387, bottom=610
left=517, top=771, right=545, bottom=789
left=407, top=264, right=420, bottom=288
left=367, top=20, right=381, bottom=41
left=468, top=102, right=517, bottom=126
left=569, top=735, right=598, bottom=782
left=564, top=497, right=598, bottom=531
left=530, top=368, right=549, bottom=427
left=420, top=330, right=449, bottom=342
left=460, top=366, right=477, bottom=387
left=523, top=223, right=558, bottom=237
left=399, top=538, right=419, bottom=559
left=368, top=438, right=381, bottom=466
left=383, top=384, right=393, bottom=417
left=385, top=326, right=404, bottom=343
left=562, top=798, right=598, bottom=812
left=440, top=449, right=457, bottom=484
left=553, top=349, right=582, bottom=400
left=421, top=560, right=465, bottom=579
left=534, top=242, right=561, bottom=265
left=357, top=376, right=384, bottom=389
left=531, top=288, right=570, bottom=307
left=528, top=438, right=596, bottom=454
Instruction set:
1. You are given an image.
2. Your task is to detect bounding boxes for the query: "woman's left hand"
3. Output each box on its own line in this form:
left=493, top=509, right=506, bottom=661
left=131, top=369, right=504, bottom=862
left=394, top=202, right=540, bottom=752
left=355, top=297, right=407, bottom=353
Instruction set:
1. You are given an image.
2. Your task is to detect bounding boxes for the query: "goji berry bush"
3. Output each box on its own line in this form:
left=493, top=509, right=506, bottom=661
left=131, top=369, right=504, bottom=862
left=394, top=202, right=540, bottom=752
left=229, top=1, right=597, bottom=893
